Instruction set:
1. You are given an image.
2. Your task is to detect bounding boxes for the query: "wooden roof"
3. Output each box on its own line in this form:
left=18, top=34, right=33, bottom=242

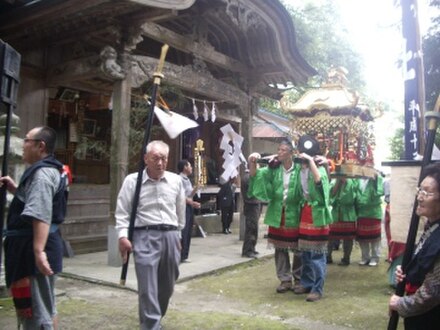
left=0, top=0, right=316, bottom=99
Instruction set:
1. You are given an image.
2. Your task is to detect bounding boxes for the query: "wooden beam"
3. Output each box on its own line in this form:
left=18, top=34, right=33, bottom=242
left=46, top=55, right=105, bottom=84
left=47, top=52, right=249, bottom=109
left=140, top=21, right=247, bottom=73
left=131, top=55, right=249, bottom=108
left=0, top=0, right=110, bottom=31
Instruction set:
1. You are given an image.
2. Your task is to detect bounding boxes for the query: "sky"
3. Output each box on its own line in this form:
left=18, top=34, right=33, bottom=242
left=334, top=0, right=436, bottom=166
left=285, top=0, right=435, bottom=166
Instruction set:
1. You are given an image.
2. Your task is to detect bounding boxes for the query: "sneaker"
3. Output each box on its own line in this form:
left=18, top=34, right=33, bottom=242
left=368, top=261, right=378, bottom=267
left=294, top=285, right=311, bottom=295
left=306, top=292, right=322, bottom=302
left=358, top=260, right=369, bottom=266
left=276, top=281, right=292, bottom=293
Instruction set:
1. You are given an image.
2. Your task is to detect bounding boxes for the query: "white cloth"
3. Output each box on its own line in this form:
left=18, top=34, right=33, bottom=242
left=154, top=106, right=198, bottom=139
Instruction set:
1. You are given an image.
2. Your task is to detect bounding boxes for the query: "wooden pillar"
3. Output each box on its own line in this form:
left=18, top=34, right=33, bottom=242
left=243, top=97, right=258, bottom=158
left=238, top=97, right=256, bottom=240
left=108, top=57, right=131, bottom=266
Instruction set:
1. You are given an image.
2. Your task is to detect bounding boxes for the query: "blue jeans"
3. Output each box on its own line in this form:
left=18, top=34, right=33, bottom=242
left=300, top=251, right=327, bottom=295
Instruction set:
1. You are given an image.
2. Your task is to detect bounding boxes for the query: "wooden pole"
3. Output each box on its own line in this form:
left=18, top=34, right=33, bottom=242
left=119, top=44, right=169, bottom=286
left=388, top=94, right=440, bottom=329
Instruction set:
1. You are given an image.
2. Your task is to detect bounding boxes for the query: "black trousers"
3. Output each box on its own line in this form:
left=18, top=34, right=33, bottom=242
left=221, top=205, right=234, bottom=231
left=180, top=205, right=194, bottom=261
left=242, top=203, right=262, bottom=254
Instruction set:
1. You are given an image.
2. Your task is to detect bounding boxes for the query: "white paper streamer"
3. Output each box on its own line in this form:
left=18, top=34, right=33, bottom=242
left=203, top=101, right=209, bottom=121
left=154, top=106, right=198, bottom=139
left=219, top=124, right=244, bottom=183
left=192, top=98, right=198, bottom=120
left=211, top=102, right=216, bottom=122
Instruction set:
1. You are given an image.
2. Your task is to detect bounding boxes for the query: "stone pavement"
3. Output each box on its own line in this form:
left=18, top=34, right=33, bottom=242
left=62, top=230, right=273, bottom=291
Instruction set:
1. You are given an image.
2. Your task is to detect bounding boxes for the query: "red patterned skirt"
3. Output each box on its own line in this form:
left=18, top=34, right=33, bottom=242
left=298, top=204, right=329, bottom=253
left=356, top=217, right=381, bottom=243
left=267, top=208, right=299, bottom=249
left=329, top=221, right=357, bottom=240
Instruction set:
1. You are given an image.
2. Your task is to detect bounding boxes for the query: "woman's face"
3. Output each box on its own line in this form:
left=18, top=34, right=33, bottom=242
left=416, top=176, right=440, bottom=221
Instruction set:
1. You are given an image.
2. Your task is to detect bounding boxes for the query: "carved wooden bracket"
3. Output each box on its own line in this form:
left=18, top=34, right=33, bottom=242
left=131, top=55, right=250, bottom=107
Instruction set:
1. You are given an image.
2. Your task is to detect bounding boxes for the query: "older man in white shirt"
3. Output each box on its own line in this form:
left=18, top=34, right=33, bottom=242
left=116, top=140, right=186, bottom=330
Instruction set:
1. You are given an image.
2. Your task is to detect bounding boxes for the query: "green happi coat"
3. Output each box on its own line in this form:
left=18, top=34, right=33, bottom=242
left=330, top=178, right=358, bottom=222
left=249, top=164, right=332, bottom=228
left=355, top=175, right=384, bottom=219
left=294, top=165, right=333, bottom=226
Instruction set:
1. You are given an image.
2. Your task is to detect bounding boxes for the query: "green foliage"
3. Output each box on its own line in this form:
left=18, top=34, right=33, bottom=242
left=258, top=97, right=283, bottom=115
left=282, top=0, right=366, bottom=95
left=389, top=127, right=405, bottom=160
left=423, top=1, right=440, bottom=110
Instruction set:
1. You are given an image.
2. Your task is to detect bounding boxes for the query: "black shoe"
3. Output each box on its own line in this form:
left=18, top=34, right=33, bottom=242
left=338, top=258, right=350, bottom=266
left=223, top=229, right=229, bottom=234
left=242, top=252, right=257, bottom=259
left=326, top=256, right=333, bottom=264
left=227, top=228, right=232, bottom=233
left=253, top=251, right=260, bottom=255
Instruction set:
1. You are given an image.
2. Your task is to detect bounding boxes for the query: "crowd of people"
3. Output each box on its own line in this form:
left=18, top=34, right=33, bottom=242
left=2, top=133, right=440, bottom=329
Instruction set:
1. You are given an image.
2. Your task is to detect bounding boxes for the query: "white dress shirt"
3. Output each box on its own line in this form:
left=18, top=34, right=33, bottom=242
left=115, top=169, right=186, bottom=239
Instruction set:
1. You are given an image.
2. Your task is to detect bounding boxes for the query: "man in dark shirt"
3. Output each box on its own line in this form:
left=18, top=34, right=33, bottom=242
left=241, top=169, right=262, bottom=258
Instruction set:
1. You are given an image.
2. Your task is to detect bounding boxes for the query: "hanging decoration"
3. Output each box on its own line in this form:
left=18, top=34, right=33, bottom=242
left=203, top=101, right=209, bottom=121
left=211, top=102, right=216, bottom=122
left=219, top=123, right=244, bottom=183
left=154, top=106, right=198, bottom=139
left=131, top=91, right=225, bottom=124
left=192, top=98, right=199, bottom=120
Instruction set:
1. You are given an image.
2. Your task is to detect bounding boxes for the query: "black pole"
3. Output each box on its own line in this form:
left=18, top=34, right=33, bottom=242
left=0, top=40, right=20, bottom=281
left=120, top=44, right=169, bottom=285
left=387, top=97, right=440, bottom=330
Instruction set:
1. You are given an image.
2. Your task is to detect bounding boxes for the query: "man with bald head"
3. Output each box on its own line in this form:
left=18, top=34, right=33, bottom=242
left=2, top=126, right=67, bottom=329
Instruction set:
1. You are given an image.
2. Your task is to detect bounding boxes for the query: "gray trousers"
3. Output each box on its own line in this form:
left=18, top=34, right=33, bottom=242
left=133, top=229, right=181, bottom=330
left=359, top=240, right=381, bottom=263
left=275, top=248, right=302, bottom=283
left=19, top=274, right=57, bottom=330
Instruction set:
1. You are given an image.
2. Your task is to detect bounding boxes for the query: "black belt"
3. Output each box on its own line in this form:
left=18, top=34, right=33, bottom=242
left=134, top=224, right=178, bottom=231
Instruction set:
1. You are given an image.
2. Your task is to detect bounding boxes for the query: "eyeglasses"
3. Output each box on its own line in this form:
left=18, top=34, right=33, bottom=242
left=415, top=187, right=437, bottom=198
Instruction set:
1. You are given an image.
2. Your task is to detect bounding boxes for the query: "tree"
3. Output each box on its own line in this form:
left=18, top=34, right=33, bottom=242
left=259, top=1, right=369, bottom=118
left=423, top=0, right=440, bottom=110
left=281, top=0, right=366, bottom=95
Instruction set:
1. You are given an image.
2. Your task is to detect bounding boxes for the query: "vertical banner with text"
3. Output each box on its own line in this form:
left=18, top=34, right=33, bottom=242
left=401, top=0, right=424, bottom=160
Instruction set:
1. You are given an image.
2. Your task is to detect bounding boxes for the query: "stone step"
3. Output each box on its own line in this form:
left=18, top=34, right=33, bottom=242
left=65, top=233, right=108, bottom=255
left=61, top=215, right=109, bottom=237
left=68, top=184, right=110, bottom=199
left=66, top=200, right=110, bottom=218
